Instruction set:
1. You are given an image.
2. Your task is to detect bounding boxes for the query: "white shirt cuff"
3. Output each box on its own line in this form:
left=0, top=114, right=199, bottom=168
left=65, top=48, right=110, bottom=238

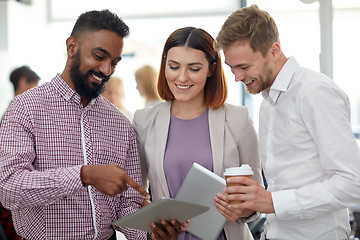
left=272, top=189, right=300, bottom=219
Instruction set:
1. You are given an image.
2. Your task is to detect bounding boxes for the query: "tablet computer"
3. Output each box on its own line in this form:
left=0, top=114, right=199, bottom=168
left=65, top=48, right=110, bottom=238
left=113, top=198, right=209, bottom=232
left=175, top=162, right=227, bottom=240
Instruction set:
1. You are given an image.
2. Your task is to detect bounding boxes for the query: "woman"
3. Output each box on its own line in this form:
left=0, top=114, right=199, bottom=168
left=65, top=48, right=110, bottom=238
left=102, top=76, right=133, bottom=120
left=133, top=27, right=262, bottom=240
left=135, top=65, right=162, bottom=107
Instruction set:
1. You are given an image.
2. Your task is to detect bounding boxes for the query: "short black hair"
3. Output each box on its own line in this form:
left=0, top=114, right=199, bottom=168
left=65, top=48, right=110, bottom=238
left=70, top=9, right=129, bottom=39
left=10, top=65, right=40, bottom=91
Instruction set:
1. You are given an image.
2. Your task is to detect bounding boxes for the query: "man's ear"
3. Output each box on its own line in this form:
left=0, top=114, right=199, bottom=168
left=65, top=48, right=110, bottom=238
left=270, top=42, right=281, bottom=59
left=66, top=36, right=78, bottom=58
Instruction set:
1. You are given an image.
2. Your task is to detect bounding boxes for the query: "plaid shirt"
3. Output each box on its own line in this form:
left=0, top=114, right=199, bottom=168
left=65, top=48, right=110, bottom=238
left=0, top=74, right=147, bottom=240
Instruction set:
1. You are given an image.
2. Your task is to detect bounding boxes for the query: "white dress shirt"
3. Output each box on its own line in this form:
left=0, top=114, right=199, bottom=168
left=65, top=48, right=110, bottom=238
left=259, top=57, right=360, bottom=240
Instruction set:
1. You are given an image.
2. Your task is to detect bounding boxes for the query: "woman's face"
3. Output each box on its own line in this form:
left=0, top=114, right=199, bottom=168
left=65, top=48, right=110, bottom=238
left=165, top=46, right=211, bottom=104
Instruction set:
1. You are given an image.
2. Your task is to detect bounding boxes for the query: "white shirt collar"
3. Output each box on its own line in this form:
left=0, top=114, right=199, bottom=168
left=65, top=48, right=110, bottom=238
left=261, top=56, right=299, bottom=104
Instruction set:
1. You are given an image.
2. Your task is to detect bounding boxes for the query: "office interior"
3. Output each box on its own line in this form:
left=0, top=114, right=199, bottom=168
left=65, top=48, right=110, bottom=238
left=0, top=0, right=360, bottom=136
left=1, top=0, right=360, bottom=239
left=1, top=0, right=360, bottom=137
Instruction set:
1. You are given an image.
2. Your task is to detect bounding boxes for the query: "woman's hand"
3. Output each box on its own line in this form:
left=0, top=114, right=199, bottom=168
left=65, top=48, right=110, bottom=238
left=214, top=193, right=254, bottom=222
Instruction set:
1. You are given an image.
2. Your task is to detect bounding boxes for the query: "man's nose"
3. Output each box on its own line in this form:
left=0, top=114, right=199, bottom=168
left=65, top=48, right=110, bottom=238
left=99, top=60, right=113, bottom=77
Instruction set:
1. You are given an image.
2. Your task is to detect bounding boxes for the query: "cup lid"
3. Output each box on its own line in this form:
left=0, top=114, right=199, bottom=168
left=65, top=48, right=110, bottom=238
left=224, top=164, right=254, bottom=176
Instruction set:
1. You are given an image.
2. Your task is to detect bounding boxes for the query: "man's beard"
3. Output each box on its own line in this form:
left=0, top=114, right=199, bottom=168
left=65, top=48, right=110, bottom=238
left=245, top=67, right=274, bottom=94
left=70, top=51, right=109, bottom=100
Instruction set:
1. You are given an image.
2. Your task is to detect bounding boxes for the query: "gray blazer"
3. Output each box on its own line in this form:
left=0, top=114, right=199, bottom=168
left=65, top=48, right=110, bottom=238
left=133, top=101, right=262, bottom=240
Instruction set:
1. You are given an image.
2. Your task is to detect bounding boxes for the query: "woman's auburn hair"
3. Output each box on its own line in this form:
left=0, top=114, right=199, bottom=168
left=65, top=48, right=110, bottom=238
left=157, top=27, right=227, bottom=110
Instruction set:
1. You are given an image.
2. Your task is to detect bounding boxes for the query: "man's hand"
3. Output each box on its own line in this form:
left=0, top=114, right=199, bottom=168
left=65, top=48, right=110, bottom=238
left=149, top=219, right=185, bottom=240
left=80, top=164, right=149, bottom=198
left=216, top=176, right=274, bottom=214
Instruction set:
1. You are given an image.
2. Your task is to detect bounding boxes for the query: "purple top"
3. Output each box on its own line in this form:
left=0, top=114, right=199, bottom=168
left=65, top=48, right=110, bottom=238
left=164, top=109, right=226, bottom=240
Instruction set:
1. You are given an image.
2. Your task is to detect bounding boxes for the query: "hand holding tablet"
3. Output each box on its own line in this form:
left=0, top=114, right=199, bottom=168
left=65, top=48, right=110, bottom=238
left=113, top=198, right=209, bottom=232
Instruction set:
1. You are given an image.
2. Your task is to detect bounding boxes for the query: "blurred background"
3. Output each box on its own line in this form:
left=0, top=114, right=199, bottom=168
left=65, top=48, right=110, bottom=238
left=1, top=0, right=360, bottom=136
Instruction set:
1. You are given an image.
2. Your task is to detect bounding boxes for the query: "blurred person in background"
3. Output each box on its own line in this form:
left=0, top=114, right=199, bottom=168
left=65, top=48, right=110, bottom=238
left=103, top=76, right=133, bottom=120
left=135, top=65, right=162, bottom=107
left=0, top=66, right=40, bottom=125
left=10, top=65, right=40, bottom=97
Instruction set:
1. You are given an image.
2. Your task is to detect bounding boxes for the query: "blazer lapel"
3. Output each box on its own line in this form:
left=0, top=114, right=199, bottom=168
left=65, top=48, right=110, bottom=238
left=155, top=102, right=172, bottom=197
left=209, top=107, right=225, bottom=176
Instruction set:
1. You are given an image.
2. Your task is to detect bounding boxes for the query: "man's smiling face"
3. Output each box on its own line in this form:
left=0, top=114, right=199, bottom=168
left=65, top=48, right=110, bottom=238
left=69, top=30, right=124, bottom=100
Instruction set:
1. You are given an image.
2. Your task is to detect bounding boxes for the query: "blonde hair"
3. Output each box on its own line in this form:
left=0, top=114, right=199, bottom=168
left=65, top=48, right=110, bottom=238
left=216, top=4, right=279, bottom=57
left=135, top=65, right=161, bottom=101
left=103, top=76, right=125, bottom=107
left=106, top=76, right=124, bottom=92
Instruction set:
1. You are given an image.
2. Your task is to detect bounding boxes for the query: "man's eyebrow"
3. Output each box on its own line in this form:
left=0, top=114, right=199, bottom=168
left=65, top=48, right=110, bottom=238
left=93, top=47, right=122, bottom=61
left=224, top=61, right=232, bottom=67
left=225, top=61, right=247, bottom=68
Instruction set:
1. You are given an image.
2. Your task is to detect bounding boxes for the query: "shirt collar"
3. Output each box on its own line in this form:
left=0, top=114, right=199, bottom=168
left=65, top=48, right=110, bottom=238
left=261, top=56, right=299, bottom=104
left=50, top=73, right=98, bottom=107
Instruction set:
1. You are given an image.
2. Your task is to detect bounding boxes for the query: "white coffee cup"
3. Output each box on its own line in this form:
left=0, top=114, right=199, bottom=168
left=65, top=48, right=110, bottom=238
left=224, top=164, right=254, bottom=204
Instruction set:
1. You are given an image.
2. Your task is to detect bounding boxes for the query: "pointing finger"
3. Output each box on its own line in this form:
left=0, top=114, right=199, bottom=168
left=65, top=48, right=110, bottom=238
left=125, top=175, right=150, bottom=199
